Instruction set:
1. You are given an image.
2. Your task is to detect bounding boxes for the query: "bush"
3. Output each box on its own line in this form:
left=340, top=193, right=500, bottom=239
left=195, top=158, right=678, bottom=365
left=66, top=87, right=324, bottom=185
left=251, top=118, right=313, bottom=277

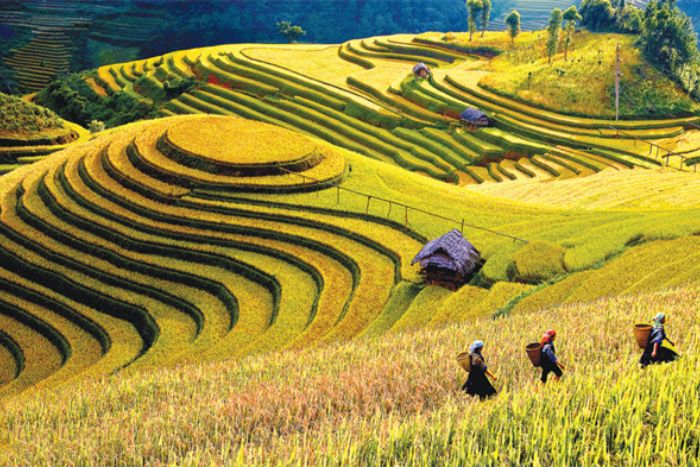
left=0, top=92, right=64, bottom=134
left=88, top=120, right=105, bottom=133
left=35, top=73, right=157, bottom=128
left=510, top=240, right=566, bottom=283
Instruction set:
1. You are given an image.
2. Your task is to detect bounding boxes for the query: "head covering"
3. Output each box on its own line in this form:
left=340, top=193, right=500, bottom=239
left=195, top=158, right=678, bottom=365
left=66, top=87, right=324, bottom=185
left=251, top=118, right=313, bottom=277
left=469, top=340, right=484, bottom=353
left=653, top=313, right=665, bottom=328
left=541, top=329, right=556, bottom=345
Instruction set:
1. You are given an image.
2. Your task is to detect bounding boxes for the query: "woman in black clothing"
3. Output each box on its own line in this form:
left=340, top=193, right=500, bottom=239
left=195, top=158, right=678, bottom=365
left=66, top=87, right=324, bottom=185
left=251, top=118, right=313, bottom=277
left=640, top=313, right=679, bottom=367
left=540, top=329, right=566, bottom=384
left=462, top=340, right=497, bottom=399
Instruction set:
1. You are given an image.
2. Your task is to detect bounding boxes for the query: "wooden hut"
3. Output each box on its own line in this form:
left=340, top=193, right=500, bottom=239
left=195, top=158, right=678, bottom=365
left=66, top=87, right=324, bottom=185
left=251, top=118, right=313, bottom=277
left=411, top=229, right=482, bottom=290
left=460, top=107, right=490, bottom=129
left=412, top=62, right=431, bottom=79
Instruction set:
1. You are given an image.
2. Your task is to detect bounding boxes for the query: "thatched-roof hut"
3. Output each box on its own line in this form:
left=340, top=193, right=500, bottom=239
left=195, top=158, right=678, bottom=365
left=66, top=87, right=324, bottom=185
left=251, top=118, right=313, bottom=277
left=460, top=107, right=490, bottom=128
left=412, top=62, right=431, bottom=78
left=411, top=229, right=482, bottom=290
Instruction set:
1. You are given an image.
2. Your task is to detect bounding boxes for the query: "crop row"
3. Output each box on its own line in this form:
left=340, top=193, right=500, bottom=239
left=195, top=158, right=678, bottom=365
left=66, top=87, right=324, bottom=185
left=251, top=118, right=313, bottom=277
left=0, top=114, right=430, bottom=394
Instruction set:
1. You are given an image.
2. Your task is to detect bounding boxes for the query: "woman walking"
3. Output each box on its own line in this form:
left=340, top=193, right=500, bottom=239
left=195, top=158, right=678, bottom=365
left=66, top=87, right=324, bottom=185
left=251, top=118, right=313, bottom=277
left=640, top=313, right=679, bottom=367
left=462, top=340, right=497, bottom=399
left=540, top=329, right=565, bottom=384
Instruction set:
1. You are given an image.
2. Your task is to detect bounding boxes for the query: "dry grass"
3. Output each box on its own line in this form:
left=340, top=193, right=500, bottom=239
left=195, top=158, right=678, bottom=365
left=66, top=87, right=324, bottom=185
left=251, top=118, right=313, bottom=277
left=1, top=287, right=697, bottom=465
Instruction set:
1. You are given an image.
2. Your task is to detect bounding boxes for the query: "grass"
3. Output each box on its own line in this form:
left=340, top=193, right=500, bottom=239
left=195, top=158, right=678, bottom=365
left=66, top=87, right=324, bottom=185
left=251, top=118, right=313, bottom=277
left=2, top=287, right=697, bottom=464
left=511, top=240, right=566, bottom=283
left=419, top=31, right=699, bottom=119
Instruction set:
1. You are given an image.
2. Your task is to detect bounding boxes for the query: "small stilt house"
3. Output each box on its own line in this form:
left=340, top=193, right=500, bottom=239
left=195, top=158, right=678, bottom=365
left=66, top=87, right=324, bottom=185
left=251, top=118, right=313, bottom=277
left=460, top=107, right=490, bottom=129
left=411, top=229, right=482, bottom=290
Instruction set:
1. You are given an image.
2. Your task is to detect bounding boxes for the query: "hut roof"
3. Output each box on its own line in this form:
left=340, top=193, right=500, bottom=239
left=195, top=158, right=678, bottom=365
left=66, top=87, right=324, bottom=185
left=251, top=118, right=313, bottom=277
left=460, top=107, right=487, bottom=123
left=412, top=62, right=430, bottom=74
left=411, top=229, right=481, bottom=275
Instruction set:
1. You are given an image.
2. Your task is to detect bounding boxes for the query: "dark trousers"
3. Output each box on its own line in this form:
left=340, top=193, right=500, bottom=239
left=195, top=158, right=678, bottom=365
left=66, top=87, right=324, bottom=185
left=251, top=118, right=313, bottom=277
left=541, top=362, right=563, bottom=383
left=640, top=346, right=678, bottom=367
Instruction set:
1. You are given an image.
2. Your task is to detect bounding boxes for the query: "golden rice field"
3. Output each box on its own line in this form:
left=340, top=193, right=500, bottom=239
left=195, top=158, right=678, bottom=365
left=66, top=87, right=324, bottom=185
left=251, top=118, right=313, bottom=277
left=0, top=112, right=698, bottom=399
left=1, top=288, right=697, bottom=465
left=1, top=27, right=699, bottom=464
left=79, top=31, right=700, bottom=184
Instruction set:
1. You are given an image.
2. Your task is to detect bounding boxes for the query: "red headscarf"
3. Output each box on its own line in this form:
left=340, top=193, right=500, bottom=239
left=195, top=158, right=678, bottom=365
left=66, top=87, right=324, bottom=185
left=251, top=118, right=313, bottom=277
left=540, top=329, right=557, bottom=345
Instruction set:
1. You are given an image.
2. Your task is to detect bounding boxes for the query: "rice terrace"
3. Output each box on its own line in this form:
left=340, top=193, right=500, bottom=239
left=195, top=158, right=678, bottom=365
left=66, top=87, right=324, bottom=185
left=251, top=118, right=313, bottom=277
left=0, top=0, right=699, bottom=465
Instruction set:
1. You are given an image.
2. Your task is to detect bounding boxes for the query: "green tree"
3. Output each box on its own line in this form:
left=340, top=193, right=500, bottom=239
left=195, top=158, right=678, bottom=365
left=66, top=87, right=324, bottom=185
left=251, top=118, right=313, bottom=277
left=580, top=0, right=615, bottom=31
left=480, top=0, right=492, bottom=37
left=467, top=0, right=483, bottom=41
left=613, top=0, right=626, bottom=16
left=275, top=20, right=306, bottom=43
left=546, top=8, right=563, bottom=65
left=617, top=6, right=643, bottom=32
left=505, top=9, right=521, bottom=46
left=562, top=6, right=582, bottom=61
left=640, top=0, right=698, bottom=90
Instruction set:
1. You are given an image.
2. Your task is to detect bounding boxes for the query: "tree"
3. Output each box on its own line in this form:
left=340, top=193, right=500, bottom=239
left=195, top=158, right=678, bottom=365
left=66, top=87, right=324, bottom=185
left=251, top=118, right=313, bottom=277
left=276, top=20, right=306, bottom=43
left=480, top=0, right=491, bottom=37
left=88, top=119, right=105, bottom=133
left=580, top=0, right=615, bottom=31
left=505, top=10, right=521, bottom=46
left=616, top=5, right=643, bottom=32
left=613, top=0, right=626, bottom=16
left=562, top=6, right=582, bottom=61
left=546, top=8, right=563, bottom=65
left=640, top=0, right=698, bottom=88
left=467, top=0, right=483, bottom=41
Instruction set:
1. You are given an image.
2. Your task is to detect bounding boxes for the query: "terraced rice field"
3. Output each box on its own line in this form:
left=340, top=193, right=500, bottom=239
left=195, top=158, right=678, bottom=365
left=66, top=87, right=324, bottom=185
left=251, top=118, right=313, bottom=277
left=85, top=33, right=700, bottom=183
left=1, top=28, right=698, bottom=464
left=0, top=115, right=427, bottom=397
left=0, top=121, right=88, bottom=175
left=0, top=113, right=698, bottom=401
left=2, top=287, right=698, bottom=464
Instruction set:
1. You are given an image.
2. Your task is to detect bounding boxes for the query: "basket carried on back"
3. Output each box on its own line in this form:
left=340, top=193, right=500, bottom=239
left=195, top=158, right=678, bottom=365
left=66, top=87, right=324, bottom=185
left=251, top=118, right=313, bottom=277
left=634, top=324, right=652, bottom=349
left=525, top=343, right=542, bottom=367
left=456, top=352, right=471, bottom=373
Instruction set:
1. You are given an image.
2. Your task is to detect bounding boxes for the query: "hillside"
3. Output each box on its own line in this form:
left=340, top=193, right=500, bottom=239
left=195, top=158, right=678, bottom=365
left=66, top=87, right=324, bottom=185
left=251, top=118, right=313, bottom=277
left=0, top=113, right=698, bottom=399
left=0, top=24, right=699, bottom=464
left=0, top=91, right=64, bottom=137
left=29, top=31, right=700, bottom=187
left=1, top=287, right=697, bottom=464
left=3, top=0, right=656, bottom=94
left=0, top=92, right=87, bottom=175
left=420, top=31, right=700, bottom=118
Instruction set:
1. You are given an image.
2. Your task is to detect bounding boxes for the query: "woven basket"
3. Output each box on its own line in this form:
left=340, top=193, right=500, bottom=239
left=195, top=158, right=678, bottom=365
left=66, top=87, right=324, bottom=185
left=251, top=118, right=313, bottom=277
left=456, top=352, right=471, bottom=373
left=526, top=342, right=542, bottom=367
left=634, top=324, right=652, bottom=349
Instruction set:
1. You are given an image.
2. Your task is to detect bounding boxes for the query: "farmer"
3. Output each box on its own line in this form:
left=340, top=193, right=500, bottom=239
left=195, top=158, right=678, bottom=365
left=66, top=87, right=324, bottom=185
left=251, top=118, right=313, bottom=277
left=462, top=340, right=497, bottom=399
left=540, top=329, right=565, bottom=383
left=640, top=313, right=679, bottom=368
left=412, top=62, right=431, bottom=79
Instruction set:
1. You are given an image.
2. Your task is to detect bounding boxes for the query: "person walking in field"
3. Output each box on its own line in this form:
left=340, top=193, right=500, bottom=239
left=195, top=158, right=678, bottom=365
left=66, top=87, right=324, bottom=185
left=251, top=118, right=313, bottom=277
left=640, top=313, right=679, bottom=368
left=540, top=329, right=565, bottom=383
left=462, top=340, right=497, bottom=399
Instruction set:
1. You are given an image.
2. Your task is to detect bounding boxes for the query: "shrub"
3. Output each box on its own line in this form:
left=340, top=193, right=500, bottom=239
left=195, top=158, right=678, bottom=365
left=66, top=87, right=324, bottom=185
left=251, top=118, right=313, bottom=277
left=510, top=240, right=566, bottom=283
left=0, top=92, right=64, bottom=134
